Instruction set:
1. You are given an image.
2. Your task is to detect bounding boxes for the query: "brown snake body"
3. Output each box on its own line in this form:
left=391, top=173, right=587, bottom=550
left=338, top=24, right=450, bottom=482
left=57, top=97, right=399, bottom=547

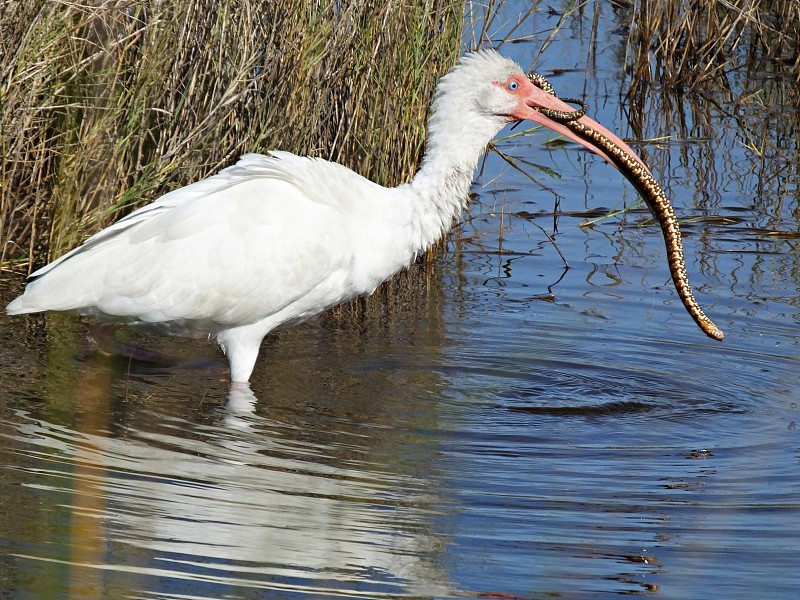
left=528, top=73, right=724, bottom=341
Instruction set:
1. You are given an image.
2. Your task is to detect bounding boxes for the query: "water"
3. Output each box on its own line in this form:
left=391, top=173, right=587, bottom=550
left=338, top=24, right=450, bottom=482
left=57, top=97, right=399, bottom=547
left=2, top=4, right=799, bottom=599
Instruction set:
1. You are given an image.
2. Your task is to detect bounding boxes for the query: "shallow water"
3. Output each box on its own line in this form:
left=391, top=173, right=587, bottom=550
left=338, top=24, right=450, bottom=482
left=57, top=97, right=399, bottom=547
left=2, top=4, right=799, bottom=599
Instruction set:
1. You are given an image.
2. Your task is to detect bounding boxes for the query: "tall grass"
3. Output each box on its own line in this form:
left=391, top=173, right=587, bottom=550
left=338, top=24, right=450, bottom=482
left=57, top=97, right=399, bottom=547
left=0, top=0, right=464, bottom=271
left=623, top=0, right=799, bottom=92
left=618, top=0, right=800, bottom=177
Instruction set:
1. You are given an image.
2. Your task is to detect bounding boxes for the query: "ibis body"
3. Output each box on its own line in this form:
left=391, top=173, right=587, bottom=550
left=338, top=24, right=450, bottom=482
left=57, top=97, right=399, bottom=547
left=7, top=50, right=715, bottom=383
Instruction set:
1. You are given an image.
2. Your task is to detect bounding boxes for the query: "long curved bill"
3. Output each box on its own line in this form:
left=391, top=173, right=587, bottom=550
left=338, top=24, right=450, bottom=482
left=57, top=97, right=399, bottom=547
left=512, top=79, right=651, bottom=175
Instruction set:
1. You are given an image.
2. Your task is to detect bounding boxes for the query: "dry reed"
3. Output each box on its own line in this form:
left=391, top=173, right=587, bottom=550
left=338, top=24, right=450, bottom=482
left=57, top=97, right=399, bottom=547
left=619, top=0, right=799, bottom=180
left=623, top=0, right=800, bottom=93
left=0, top=0, right=464, bottom=271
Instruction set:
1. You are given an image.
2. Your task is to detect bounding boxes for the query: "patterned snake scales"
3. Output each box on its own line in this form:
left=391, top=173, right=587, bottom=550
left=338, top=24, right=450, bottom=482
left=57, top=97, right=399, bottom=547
left=528, top=73, right=724, bottom=341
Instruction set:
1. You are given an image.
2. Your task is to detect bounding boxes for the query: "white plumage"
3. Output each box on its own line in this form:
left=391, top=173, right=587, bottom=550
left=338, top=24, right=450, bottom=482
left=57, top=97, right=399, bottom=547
left=7, top=50, right=636, bottom=383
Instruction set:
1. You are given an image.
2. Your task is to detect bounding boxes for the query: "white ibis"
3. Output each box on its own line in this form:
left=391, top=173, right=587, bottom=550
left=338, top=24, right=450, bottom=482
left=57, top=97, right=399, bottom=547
left=6, top=49, right=722, bottom=384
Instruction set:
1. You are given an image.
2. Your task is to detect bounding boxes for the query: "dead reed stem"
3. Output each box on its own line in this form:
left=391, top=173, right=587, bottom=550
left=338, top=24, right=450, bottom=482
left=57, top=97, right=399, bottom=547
left=623, top=0, right=800, bottom=94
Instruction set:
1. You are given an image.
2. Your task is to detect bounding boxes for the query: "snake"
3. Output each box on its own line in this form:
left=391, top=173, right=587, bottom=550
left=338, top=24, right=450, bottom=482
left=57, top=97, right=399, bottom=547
left=527, top=73, right=724, bottom=341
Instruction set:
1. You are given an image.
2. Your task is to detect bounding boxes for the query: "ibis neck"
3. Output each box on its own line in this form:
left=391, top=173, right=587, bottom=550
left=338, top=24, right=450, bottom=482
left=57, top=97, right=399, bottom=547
left=405, top=119, right=501, bottom=252
left=405, top=157, right=472, bottom=248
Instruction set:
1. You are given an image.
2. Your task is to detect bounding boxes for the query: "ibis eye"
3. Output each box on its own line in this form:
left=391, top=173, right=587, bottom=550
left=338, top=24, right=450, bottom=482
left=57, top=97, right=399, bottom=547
left=508, top=80, right=519, bottom=91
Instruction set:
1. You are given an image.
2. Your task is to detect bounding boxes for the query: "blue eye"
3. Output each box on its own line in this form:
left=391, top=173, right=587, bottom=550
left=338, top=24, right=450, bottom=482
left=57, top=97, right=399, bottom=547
left=508, top=80, right=519, bottom=91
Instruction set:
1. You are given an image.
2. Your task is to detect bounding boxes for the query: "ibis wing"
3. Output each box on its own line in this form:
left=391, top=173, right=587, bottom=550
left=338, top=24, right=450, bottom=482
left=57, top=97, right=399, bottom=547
left=7, top=153, right=393, bottom=331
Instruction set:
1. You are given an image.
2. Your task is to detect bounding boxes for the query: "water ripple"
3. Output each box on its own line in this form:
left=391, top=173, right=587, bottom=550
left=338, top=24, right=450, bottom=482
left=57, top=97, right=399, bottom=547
left=1, top=407, right=451, bottom=598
